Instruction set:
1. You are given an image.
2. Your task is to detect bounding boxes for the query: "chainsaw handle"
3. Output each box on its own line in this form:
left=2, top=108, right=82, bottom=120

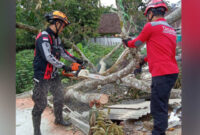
left=74, top=65, right=82, bottom=76
left=62, top=62, right=86, bottom=78
left=62, top=66, right=81, bottom=77
left=62, top=70, right=74, bottom=77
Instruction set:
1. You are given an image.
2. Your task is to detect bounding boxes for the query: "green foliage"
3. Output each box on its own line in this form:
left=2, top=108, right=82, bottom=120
left=16, top=50, right=34, bottom=93
left=116, top=0, right=146, bottom=35
left=16, top=0, right=110, bottom=50
left=16, top=43, right=123, bottom=93
left=79, top=43, right=124, bottom=67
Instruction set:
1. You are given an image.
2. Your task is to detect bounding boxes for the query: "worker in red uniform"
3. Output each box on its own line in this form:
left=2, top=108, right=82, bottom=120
left=122, top=0, right=179, bottom=134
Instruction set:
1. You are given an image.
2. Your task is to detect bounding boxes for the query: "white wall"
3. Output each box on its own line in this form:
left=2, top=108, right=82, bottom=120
left=89, top=37, right=135, bottom=46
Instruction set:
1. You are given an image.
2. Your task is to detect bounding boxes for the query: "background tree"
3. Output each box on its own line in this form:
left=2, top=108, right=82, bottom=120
left=16, top=0, right=110, bottom=51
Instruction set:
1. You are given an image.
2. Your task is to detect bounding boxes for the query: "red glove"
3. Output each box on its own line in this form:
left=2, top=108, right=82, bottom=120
left=71, top=63, right=81, bottom=71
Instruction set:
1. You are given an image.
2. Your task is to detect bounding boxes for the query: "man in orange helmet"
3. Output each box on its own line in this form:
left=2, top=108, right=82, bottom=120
left=123, top=0, right=179, bottom=134
left=32, top=11, right=83, bottom=135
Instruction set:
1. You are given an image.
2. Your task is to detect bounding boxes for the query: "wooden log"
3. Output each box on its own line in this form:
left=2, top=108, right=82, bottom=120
left=65, top=90, right=109, bottom=105
left=165, top=7, right=181, bottom=25
left=121, top=74, right=151, bottom=93
left=64, top=57, right=137, bottom=94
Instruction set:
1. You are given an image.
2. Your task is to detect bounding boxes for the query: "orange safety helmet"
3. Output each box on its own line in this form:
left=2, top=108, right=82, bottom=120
left=45, top=10, right=70, bottom=25
left=144, top=0, right=168, bottom=16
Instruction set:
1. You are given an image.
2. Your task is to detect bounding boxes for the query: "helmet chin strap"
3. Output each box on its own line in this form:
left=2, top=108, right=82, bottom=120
left=55, top=21, right=63, bottom=38
left=147, top=12, right=154, bottom=22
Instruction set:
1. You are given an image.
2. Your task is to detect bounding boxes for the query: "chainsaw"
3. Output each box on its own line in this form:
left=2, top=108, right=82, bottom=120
left=62, top=62, right=105, bottom=80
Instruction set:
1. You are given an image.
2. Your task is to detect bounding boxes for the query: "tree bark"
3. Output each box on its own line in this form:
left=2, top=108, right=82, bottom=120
left=121, top=74, right=151, bottom=93
left=99, top=43, right=122, bottom=74
left=165, top=7, right=181, bottom=25
left=101, top=48, right=131, bottom=75
left=65, top=90, right=109, bottom=105
left=64, top=56, right=137, bottom=93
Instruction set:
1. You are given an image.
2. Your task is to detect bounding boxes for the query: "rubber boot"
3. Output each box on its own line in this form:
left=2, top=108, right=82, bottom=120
left=54, top=106, right=71, bottom=126
left=55, top=119, right=71, bottom=126
left=32, top=115, right=42, bottom=135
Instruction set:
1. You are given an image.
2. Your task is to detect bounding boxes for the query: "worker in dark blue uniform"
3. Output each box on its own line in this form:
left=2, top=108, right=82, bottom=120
left=32, top=10, right=83, bottom=135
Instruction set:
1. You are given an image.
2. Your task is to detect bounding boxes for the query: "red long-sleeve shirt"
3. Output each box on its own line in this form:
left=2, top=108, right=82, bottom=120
left=128, top=18, right=179, bottom=77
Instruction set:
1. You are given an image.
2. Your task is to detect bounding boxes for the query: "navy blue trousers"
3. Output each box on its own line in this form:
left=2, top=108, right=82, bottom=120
left=151, top=73, right=178, bottom=135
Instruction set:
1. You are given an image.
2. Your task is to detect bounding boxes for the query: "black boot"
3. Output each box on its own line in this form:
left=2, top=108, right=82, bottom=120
left=32, top=115, right=42, bottom=135
left=54, top=119, right=71, bottom=126
left=54, top=103, right=72, bottom=126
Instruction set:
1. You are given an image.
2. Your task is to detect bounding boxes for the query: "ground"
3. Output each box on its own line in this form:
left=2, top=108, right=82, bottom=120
left=16, top=91, right=181, bottom=135
left=16, top=97, right=84, bottom=135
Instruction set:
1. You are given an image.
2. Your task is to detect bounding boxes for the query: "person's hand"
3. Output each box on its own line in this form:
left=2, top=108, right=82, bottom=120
left=62, top=65, right=72, bottom=72
left=134, top=57, right=146, bottom=75
left=134, top=67, right=142, bottom=75
left=71, top=63, right=81, bottom=71
left=139, top=57, right=146, bottom=67
left=76, top=58, right=84, bottom=65
left=122, top=38, right=132, bottom=47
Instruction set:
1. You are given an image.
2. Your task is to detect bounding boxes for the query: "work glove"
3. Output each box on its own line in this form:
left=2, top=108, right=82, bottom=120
left=74, top=58, right=84, bottom=65
left=134, top=67, right=142, bottom=75
left=122, top=38, right=132, bottom=47
left=139, top=57, right=146, bottom=67
left=62, top=65, right=72, bottom=72
left=134, top=57, right=146, bottom=76
left=71, top=63, right=81, bottom=71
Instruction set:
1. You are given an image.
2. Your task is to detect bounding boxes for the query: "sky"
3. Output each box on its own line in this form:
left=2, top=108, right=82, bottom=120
left=100, top=0, right=181, bottom=8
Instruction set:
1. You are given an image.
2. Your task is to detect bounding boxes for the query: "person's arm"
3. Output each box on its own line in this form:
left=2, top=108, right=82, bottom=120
left=37, top=36, right=65, bottom=68
left=60, top=46, right=84, bottom=64
left=123, top=23, right=152, bottom=48
left=58, top=37, right=83, bottom=64
left=134, top=56, right=148, bottom=75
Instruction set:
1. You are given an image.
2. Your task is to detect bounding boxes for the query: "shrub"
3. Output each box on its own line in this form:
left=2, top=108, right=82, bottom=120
left=16, top=50, right=34, bottom=93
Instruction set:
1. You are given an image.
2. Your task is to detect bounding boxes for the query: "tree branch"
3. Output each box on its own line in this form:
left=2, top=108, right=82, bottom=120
left=99, top=43, right=122, bottom=74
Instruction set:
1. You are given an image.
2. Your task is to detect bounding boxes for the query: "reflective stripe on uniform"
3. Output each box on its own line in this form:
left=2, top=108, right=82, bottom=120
left=150, top=21, right=172, bottom=28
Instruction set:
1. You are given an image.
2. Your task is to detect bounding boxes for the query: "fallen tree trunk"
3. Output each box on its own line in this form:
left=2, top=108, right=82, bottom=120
left=99, top=43, right=122, bottom=74
left=121, top=74, right=182, bottom=99
left=65, top=91, right=109, bottom=105
left=165, top=7, right=181, bottom=25
left=121, top=74, right=151, bottom=93
left=64, top=56, right=136, bottom=93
